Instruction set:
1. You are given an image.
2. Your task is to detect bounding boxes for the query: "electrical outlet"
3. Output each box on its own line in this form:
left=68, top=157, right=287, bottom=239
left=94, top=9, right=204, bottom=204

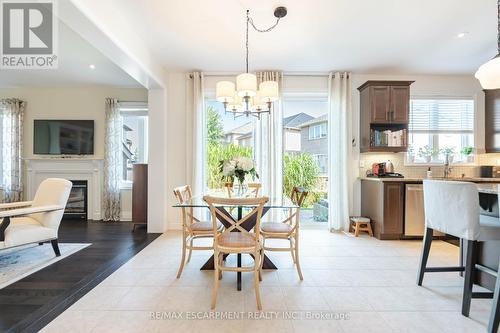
left=359, top=160, right=365, bottom=168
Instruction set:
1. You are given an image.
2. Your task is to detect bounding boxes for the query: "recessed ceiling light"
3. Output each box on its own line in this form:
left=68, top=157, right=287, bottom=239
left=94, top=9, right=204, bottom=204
left=457, top=32, right=468, bottom=38
left=89, top=64, right=96, bottom=69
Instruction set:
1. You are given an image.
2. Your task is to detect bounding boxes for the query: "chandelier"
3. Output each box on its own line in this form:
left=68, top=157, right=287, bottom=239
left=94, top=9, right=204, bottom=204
left=216, top=7, right=287, bottom=119
left=475, top=0, right=500, bottom=89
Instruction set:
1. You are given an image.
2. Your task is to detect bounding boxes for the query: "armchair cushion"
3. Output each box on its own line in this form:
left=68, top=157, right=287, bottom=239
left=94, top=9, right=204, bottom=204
left=2, top=217, right=57, bottom=248
left=261, top=222, right=293, bottom=234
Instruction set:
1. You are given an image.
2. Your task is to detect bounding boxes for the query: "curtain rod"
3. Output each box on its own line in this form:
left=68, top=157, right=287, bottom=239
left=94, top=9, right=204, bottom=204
left=201, top=71, right=332, bottom=77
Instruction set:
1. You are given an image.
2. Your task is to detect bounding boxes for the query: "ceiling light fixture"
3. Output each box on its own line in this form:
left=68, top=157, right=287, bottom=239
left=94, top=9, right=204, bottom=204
left=89, top=64, right=96, bottom=70
left=216, top=7, right=287, bottom=119
left=475, top=0, right=500, bottom=89
left=457, top=32, right=468, bottom=38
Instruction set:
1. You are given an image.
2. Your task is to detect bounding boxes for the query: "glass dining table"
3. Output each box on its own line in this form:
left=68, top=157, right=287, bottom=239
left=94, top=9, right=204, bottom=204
left=173, top=191, right=298, bottom=291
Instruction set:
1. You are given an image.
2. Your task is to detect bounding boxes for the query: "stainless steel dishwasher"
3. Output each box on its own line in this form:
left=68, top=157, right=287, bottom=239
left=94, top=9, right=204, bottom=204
left=404, top=184, right=425, bottom=236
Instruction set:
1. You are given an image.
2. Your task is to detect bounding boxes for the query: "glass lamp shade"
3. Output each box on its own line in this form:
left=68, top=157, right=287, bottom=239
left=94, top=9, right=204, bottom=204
left=259, top=81, right=279, bottom=102
left=236, top=73, right=257, bottom=97
left=476, top=55, right=500, bottom=89
left=216, top=81, right=235, bottom=102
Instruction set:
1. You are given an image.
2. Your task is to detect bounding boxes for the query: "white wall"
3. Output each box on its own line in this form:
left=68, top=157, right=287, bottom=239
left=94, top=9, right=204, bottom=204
left=0, top=85, right=148, bottom=221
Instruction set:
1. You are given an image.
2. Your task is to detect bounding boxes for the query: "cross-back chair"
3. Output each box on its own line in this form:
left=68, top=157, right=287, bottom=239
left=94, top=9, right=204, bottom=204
left=260, top=187, right=308, bottom=280
left=173, top=185, right=222, bottom=278
left=203, top=195, right=268, bottom=310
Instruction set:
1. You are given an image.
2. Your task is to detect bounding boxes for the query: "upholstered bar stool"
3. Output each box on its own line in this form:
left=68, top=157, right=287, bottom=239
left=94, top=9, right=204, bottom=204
left=417, top=180, right=500, bottom=332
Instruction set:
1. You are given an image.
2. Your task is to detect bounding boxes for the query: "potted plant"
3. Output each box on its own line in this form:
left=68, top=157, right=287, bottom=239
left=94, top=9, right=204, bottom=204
left=441, top=147, right=456, bottom=164
left=461, top=146, right=474, bottom=163
left=219, top=156, right=259, bottom=196
left=417, top=145, right=437, bottom=163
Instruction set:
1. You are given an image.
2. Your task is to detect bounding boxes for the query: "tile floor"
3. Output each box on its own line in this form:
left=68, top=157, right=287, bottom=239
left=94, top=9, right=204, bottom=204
left=41, top=230, right=493, bottom=332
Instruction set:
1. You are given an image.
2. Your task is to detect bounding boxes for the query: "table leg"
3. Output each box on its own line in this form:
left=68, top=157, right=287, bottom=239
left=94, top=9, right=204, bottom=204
left=237, top=206, right=242, bottom=291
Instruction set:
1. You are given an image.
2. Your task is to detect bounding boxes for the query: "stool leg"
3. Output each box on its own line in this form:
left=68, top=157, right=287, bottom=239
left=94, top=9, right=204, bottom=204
left=367, top=223, right=373, bottom=237
left=354, top=224, right=360, bottom=237
left=462, top=240, right=477, bottom=317
left=417, top=227, right=433, bottom=286
left=488, top=257, right=500, bottom=333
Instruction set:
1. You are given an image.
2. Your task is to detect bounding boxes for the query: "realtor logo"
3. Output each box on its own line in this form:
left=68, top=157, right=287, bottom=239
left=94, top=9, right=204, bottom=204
left=1, top=0, right=58, bottom=69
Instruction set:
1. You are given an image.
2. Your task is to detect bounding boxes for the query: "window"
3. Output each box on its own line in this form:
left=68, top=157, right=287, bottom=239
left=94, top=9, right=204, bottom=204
left=312, top=154, right=328, bottom=174
left=308, top=122, right=327, bottom=140
left=120, top=102, right=148, bottom=182
left=408, top=98, right=474, bottom=164
left=283, top=98, right=329, bottom=224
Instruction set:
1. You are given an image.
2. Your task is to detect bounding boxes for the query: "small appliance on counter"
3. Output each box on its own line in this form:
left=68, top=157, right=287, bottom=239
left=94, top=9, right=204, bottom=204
left=480, top=166, right=500, bottom=178
left=366, top=162, right=404, bottom=178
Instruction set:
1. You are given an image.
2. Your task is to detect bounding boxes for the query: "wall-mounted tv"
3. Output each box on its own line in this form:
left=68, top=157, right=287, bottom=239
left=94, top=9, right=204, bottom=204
left=33, top=120, right=94, bottom=155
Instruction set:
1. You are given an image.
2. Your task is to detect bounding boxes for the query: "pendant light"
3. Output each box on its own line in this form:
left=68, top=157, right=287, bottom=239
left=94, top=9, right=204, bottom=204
left=215, top=7, right=287, bottom=119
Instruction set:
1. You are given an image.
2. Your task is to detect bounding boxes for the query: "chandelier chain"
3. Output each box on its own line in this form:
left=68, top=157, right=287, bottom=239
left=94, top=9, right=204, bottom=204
left=245, top=9, right=282, bottom=73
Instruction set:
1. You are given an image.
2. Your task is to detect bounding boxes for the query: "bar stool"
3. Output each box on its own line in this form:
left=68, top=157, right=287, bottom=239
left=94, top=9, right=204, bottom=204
left=417, top=180, right=500, bottom=333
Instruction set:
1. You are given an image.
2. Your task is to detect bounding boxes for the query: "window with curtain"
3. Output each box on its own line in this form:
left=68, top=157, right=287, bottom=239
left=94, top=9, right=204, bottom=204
left=119, top=102, right=148, bottom=182
left=282, top=97, right=329, bottom=224
left=408, top=98, right=474, bottom=164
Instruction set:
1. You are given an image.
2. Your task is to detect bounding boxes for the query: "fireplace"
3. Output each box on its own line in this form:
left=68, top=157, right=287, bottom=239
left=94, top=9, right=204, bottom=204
left=64, top=180, right=88, bottom=220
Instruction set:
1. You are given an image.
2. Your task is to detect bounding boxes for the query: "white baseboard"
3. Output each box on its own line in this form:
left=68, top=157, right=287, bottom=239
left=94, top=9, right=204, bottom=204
left=121, top=211, right=132, bottom=222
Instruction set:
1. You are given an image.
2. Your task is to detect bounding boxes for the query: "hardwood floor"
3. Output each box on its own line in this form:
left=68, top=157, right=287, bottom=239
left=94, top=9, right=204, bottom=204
left=0, top=220, right=160, bottom=333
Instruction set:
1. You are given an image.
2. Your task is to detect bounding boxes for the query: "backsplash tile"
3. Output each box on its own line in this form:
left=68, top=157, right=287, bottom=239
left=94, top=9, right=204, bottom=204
left=359, top=153, right=500, bottom=178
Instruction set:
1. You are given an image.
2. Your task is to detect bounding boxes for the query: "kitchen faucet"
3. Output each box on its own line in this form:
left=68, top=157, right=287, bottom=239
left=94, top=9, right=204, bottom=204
left=444, top=154, right=452, bottom=178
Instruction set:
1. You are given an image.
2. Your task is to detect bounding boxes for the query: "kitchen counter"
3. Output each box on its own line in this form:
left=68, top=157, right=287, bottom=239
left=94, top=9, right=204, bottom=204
left=360, top=177, right=500, bottom=183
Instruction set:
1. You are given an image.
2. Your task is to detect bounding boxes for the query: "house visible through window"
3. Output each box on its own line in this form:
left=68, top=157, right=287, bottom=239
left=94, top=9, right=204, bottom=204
left=120, top=102, right=148, bottom=182
left=408, top=98, right=474, bottom=164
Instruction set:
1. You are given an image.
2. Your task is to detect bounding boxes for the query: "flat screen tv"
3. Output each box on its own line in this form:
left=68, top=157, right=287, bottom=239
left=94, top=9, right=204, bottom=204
left=33, top=120, right=94, bottom=155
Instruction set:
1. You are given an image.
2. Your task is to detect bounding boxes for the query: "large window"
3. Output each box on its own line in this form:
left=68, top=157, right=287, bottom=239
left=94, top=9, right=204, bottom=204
left=120, top=102, right=148, bottom=182
left=205, top=100, right=254, bottom=190
left=408, top=98, right=474, bottom=164
left=283, top=98, right=329, bottom=224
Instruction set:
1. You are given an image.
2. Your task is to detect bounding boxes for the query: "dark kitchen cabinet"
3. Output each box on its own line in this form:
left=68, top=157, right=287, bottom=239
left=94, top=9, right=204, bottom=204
left=485, top=89, right=500, bottom=153
left=358, top=80, right=413, bottom=153
left=361, top=180, right=404, bottom=240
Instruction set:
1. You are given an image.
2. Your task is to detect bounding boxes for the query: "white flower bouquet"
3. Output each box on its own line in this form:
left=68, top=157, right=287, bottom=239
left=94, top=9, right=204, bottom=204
left=219, top=156, right=259, bottom=185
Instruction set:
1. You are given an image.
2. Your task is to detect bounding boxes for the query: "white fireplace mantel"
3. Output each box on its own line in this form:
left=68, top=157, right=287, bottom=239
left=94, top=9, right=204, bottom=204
left=25, top=158, right=104, bottom=220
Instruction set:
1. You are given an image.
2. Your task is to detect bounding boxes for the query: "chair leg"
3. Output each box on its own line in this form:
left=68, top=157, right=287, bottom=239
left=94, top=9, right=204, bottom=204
left=488, top=257, right=500, bottom=333
left=211, top=252, right=220, bottom=310
left=51, top=239, right=61, bottom=257
left=294, top=233, right=303, bottom=281
left=462, top=240, right=477, bottom=317
left=187, top=238, right=194, bottom=263
left=254, top=251, right=262, bottom=310
left=289, top=238, right=296, bottom=264
left=176, top=235, right=187, bottom=279
left=417, top=227, right=433, bottom=286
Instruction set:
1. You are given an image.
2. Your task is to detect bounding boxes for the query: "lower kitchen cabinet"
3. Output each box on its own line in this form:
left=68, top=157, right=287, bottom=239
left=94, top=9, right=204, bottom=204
left=361, top=180, right=405, bottom=240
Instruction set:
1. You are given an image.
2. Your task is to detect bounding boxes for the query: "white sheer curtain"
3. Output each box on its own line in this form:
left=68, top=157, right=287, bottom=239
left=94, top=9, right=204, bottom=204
left=327, top=72, right=351, bottom=231
left=254, top=71, right=283, bottom=205
left=0, top=99, right=25, bottom=203
left=103, top=98, right=122, bottom=221
left=186, top=72, right=206, bottom=196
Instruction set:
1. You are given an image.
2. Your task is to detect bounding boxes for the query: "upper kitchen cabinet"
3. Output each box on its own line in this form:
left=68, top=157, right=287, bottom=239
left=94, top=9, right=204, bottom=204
left=485, top=89, right=500, bottom=153
left=358, top=80, right=414, bottom=153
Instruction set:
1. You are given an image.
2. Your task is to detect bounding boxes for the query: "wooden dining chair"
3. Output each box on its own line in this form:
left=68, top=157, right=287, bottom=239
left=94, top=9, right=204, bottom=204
left=260, top=187, right=308, bottom=280
left=173, top=185, right=222, bottom=278
left=203, top=195, right=269, bottom=310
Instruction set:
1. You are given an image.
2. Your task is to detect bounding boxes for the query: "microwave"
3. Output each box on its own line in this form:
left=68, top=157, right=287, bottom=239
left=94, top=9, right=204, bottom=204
left=480, top=166, right=500, bottom=178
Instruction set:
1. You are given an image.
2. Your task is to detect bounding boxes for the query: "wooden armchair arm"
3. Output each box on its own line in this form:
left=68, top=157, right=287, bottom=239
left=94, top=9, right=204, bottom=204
left=0, top=201, right=34, bottom=210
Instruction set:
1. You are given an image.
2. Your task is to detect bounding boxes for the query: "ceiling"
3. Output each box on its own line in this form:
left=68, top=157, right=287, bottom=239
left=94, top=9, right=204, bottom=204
left=110, top=0, right=497, bottom=74
left=0, top=21, right=142, bottom=88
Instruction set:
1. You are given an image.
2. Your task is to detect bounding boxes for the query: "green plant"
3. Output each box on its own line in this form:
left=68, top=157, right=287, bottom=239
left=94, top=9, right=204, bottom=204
left=461, top=146, right=474, bottom=156
left=441, top=147, right=456, bottom=156
left=283, top=153, right=320, bottom=208
left=206, top=106, right=225, bottom=145
left=417, top=145, right=439, bottom=158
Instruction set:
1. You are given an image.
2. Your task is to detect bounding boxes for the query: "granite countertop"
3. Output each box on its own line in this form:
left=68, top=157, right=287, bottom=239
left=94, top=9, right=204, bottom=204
left=360, top=177, right=500, bottom=183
